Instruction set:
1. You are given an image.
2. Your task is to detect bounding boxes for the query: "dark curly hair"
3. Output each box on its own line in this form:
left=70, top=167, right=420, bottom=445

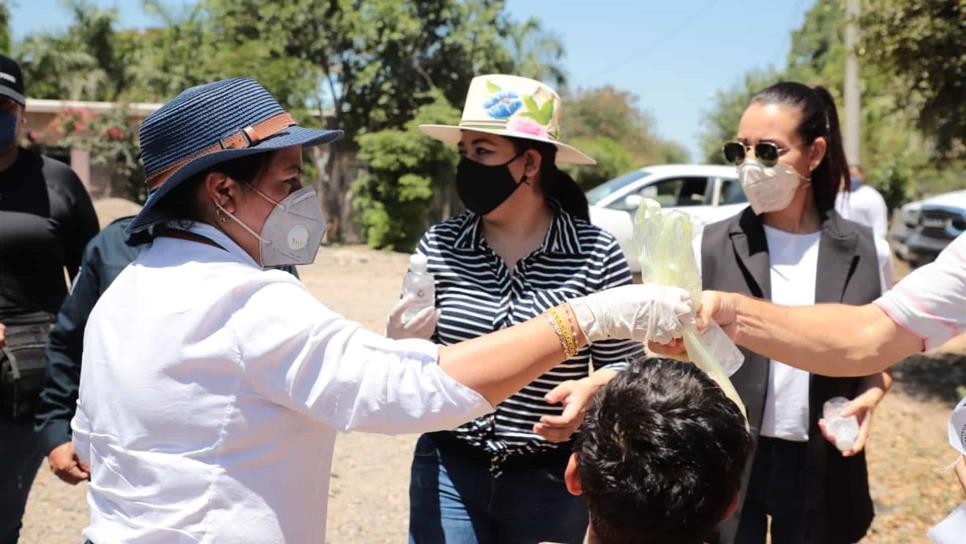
left=574, top=358, right=752, bottom=544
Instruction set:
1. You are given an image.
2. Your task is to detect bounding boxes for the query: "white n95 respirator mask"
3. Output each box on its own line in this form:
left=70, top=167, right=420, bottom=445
left=216, top=186, right=326, bottom=267
left=738, top=160, right=809, bottom=215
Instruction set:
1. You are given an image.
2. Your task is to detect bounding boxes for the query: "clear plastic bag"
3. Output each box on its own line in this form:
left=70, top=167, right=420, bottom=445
left=633, top=198, right=747, bottom=420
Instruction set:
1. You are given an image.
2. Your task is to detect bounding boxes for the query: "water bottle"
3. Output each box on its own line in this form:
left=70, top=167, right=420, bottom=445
left=823, top=396, right=859, bottom=452
left=402, top=253, right=435, bottom=322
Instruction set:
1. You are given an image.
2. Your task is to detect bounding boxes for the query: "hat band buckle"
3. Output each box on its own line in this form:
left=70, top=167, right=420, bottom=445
left=147, top=112, right=296, bottom=191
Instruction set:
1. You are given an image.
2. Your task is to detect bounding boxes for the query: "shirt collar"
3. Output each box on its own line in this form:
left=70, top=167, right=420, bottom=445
left=452, top=202, right=583, bottom=255
left=176, top=221, right=262, bottom=268
left=453, top=213, right=485, bottom=250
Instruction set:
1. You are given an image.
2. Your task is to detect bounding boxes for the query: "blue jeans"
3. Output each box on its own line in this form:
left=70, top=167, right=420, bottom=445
left=408, top=434, right=588, bottom=544
left=734, top=436, right=808, bottom=544
left=0, top=421, right=44, bottom=544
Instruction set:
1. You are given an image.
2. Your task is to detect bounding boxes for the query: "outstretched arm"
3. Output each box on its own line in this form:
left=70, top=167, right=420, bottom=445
left=699, top=292, right=921, bottom=377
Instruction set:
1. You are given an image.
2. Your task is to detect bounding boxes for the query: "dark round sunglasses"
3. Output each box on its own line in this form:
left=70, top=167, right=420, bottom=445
left=722, top=141, right=787, bottom=167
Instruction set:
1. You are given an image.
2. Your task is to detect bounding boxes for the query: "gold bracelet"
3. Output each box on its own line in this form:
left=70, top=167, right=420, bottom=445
left=561, top=305, right=580, bottom=354
left=545, top=312, right=570, bottom=358
left=547, top=306, right=578, bottom=358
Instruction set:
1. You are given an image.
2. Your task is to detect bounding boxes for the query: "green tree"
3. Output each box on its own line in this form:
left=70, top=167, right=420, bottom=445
left=563, top=86, right=690, bottom=188
left=505, top=17, right=566, bottom=88
left=863, top=0, right=964, bottom=158
left=119, top=1, right=224, bottom=103
left=0, top=1, right=11, bottom=54
left=202, top=0, right=515, bottom=242
left=352, top=91, right=460, bottom=250
left=17, top=1, right=128, bottom=101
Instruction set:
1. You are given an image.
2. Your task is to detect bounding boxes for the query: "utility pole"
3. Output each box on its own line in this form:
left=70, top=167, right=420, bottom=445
left=844, top=0, right=860, bottom=166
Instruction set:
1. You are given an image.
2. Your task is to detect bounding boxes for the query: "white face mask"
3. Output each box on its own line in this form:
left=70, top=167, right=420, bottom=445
left=215, top=186, right=326, bottom=267
left=738, top=160, right=809, bottom=215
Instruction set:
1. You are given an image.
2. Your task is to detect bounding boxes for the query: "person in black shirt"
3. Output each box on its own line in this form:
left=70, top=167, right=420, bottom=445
left=0, top=54, right=98, bottom=543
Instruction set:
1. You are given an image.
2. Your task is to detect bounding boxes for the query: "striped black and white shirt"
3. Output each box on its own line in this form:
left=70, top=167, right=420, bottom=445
left=415, top=206, right=644, bottom=468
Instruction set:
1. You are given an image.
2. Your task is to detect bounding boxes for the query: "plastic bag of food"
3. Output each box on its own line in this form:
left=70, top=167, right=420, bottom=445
left=633, top=198, right=747, bottom=419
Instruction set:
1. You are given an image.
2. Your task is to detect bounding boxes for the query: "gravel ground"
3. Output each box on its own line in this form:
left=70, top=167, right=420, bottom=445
left=17, top=218, right=966, bottom=543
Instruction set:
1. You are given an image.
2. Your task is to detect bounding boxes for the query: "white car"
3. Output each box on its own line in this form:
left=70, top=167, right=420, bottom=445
left=586, top=164, right=747, bottom=272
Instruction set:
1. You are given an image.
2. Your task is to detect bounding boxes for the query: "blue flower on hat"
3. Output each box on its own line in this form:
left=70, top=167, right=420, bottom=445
left=483, top=91, right=523, bottom=120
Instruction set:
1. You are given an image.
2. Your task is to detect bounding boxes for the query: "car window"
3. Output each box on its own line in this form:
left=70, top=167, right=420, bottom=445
left=719, top=178, right=747, bottom=204
left=586, top=169, right=650, bottom=205
left=635, top=177, right=710, bottom=207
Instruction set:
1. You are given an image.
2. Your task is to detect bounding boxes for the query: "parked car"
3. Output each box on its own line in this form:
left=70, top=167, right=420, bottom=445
left=890, top=189, right=966, bottom=267
left=586, top=164, right=746, bottom=272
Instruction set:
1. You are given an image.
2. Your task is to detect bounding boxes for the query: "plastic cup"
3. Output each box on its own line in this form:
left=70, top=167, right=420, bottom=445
left=823, top=396, right=858, bottom=452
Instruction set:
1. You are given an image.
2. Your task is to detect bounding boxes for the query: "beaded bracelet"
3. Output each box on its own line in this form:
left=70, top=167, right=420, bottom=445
left=547, top=306, right=578, bottom=359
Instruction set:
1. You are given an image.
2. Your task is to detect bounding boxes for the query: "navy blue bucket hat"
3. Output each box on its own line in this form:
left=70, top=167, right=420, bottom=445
left=129, top=77, right=343, bottom=233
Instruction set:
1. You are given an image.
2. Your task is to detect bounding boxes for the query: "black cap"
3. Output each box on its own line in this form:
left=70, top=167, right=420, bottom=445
left=0, top=55, right=25, bottom=105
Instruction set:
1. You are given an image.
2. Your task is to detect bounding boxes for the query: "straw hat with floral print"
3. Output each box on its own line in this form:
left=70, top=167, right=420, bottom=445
left=419, top=74, right=595, bottom=165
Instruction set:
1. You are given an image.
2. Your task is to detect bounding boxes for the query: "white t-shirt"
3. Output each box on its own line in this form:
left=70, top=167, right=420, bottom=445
left=760, top=226, right=821, bottom=441
left=875, top=233, right=966, bottom=350
left=693, top=224, right=895, bottom=442
left=835, top=185, right=889, bottom=240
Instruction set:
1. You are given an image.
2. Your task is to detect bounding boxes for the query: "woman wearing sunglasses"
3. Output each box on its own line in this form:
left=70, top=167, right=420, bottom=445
left=699, top=81, right=894, bottom=544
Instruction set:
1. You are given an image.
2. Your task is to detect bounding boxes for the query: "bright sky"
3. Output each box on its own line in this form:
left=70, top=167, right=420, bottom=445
left=12, top=0, right=813, bottom=161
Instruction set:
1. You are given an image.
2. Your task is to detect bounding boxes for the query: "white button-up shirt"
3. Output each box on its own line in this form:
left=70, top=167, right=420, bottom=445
left=72, top=223, right=491, bottom=544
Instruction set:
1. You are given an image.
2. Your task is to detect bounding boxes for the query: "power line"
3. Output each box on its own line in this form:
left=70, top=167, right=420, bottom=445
left=589, top=0, right=719, bottom=80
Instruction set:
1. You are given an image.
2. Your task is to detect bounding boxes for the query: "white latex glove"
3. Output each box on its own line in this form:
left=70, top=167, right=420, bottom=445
left=386, top=295, right=440, bottom=340
left=569, top=284, right=693, bottom=344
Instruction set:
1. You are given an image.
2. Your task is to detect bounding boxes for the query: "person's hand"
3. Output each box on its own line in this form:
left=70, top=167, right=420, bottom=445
left=534, top=375, right=607, bottom=443
left=647, top=337, right=687, bottom=359
left=818, top=388, right=884, bottom=457
left=47, top=442, right=90, bottom=485
left=386, top=295, right=439, bottom=340
left=568, top=284, right=693, bottom=344
left=696, top=290, right=739, bottom=337
left=0, top=321, right=6, bottom=347
left=649, top=290, right=740, bottom=357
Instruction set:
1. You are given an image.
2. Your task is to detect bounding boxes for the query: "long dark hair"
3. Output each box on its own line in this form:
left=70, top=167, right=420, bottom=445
left=509, top=137, right=590, bottom=220
left=749, top=81, right=849, bottom=214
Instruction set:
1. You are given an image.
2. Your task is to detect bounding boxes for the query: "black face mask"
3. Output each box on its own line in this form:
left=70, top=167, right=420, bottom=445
left=454, top=151, right=528, bottom=215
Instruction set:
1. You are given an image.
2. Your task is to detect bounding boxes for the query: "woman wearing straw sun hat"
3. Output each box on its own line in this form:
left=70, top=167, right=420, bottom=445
left=386, top=75, right=644, bottom=544
left=70, top=76, right=692, bottom=544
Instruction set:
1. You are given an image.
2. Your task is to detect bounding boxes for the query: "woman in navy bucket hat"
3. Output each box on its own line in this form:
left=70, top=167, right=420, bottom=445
left=72, top=77, right=693, bottom=543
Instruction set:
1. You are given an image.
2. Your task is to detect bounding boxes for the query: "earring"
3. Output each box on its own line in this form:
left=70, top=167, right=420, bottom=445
left=215, top=206, right=229, bottom=223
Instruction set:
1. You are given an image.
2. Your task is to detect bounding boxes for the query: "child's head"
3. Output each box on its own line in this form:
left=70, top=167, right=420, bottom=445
left=567, top=358, right=752, bottom=544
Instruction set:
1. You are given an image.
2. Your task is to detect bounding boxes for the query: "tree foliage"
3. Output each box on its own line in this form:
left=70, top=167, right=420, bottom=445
left=563, top=86, right=691, bottom=188
left=353, top=92, right=459, bottom=251
left=11, top=0, right=689, bottom=246
left=0, top=1, right=11, bottom=54
left=862, top=0, right=964, bottom=158
left=17, top=1, right=128, bottom=101
left=505, top=17, right=566, bottom=88
left=697, top=0, right=963, bottom=207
